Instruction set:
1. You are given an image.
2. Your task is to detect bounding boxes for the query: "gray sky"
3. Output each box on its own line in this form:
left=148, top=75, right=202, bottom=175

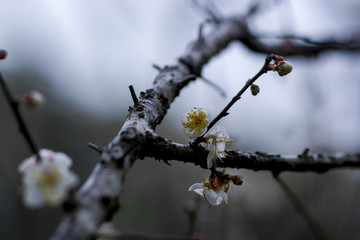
left=0, top=0, right=359, bottom=153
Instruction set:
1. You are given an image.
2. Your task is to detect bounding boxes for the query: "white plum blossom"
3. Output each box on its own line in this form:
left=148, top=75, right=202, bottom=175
left=188, top=170, right=243, bottom=207
left=18, top=149, right=79, bottom=208
left=181, top=107, right=210, bottom=139
left=200, top=126, right=233, bottom=168
left=189, top=182, right=228, bottom=206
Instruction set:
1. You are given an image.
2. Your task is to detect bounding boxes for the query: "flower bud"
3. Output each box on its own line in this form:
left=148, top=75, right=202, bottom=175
left=0, top=50, right=7, bottom=60
left=25, top=90, right=45, bottom=108
left=230, top=175, right=243, bottom=185
left=251, top=84, right=260, bottom=96
left=277, top=61, right=293, bottom=76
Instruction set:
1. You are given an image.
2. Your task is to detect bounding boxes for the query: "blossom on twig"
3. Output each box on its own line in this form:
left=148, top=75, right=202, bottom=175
left=18, top=149, right=79, bottom=208
left=200, top=126, right=233, bottom=168
left=189, top=180, right=228, bottom=207
left=181, top=107, right=210, bottom=138
left=267, top=54, right=293, bottom=77
left=188, top=170, right=243, bottom=207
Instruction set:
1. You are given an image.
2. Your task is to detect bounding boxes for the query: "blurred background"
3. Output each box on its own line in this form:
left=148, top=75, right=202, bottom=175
left=0, top=0, right=360, bottom=239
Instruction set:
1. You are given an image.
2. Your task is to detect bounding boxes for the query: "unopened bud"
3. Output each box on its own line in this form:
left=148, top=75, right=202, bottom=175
left=25, top=90, right=45, bottom=108
left=277, top=61, right=292, bottom=76
left=230, top=175, right=243, bottom=185
left=0, top=50, right=7, bottom=60
left=251, top=84, right=260, bottom=96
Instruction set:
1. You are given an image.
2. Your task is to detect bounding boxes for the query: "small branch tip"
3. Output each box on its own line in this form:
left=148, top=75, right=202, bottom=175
left=199, top=76, right=227, bottom=98
left=129, top=85, right=139, bottom=104
left=152, top=64, right=162, bottom=71
left=88, top=142, right=102, bottom=154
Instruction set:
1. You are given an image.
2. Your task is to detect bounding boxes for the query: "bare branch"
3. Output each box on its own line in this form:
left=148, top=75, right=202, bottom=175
left=0, top=71, right=39, bottom=154
left=237, top=24, right=360, bottom=56
left=143, top=133, right=360, bottom=175
left=198, top=75, right=227, bottom=98
left=275, top=176, right=328, bottom=240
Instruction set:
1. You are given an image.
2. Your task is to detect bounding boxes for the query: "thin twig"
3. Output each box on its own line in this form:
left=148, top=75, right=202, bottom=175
left=198, top=22, right=205, bottom=41
left=88, top=142, right=102, bottom=154
left=205, top=54, right=272, bottom=132
left=257, top=34, right=360, bottom=47
left=0, top=71, right=38, bottom=154
left=274, top=176, right=328, bottom=240
left=199, top=76, right=226, bottom=97
left=191, top=0, right=222, bottom=24
left=129, top=85, right=139, bottom=104
left=152, top=64, right=162, bottom=71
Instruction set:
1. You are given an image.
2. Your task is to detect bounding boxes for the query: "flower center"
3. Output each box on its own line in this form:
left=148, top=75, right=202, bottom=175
left=183, top=110, right=208, bottom=133
left=36, top=168, right=60, bottom=188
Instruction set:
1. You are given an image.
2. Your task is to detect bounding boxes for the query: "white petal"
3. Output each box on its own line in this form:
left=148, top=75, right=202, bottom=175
left=23, top=187, right=46, bottom=208
left=53, top=152, right=72, bottom=167
left=204, top=189, right=219, bottom=205
left=39, top=148, right=52, bottom=156
left=207, top=139, right=215, bottom=152
left=188, top=183, right=205, bottom=196
left=214, top=126, right=229, bottom=137
left=181, top=112, right=189, bottom=125
left=218, top=190, right=228, bottom=204
left=18, top=156, right=36, bottom=173
left=183, top=126, right=192, bottom=138
left=215, top=141, right=226, bottom=153
left=207, top=153, right=215, bottom=168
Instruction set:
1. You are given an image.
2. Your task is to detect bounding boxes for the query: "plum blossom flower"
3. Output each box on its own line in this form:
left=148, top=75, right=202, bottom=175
left=200, top=126, right=233, bottom=168
left=189, top=181, right=228, bottom=207
left=181, top=107, right=210, bottom=139
left=18, top=149, right=79, bottom=208
left=189, top=170, right=243, bottom=207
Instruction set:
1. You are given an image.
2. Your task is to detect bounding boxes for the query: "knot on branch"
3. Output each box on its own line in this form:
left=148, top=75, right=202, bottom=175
left=100, top=127, right=146, bottom=169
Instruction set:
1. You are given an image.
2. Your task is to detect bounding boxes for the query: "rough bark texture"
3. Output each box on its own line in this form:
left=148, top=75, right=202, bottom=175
left=142, top=134, right=360, bottom=174
left=51, top=9, right=360, bottom=240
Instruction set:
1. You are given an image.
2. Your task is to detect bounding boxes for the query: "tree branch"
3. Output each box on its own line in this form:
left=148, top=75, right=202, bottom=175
left=237, top=23, right=360, bottom=56
left=143, top=133, right=360, bottom=175
left=51, top=9, right=360, bottom=240
left=0, top=71, right=39, bottom=154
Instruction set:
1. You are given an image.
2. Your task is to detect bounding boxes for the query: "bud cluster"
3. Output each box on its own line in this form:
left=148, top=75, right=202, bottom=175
left=267, top=54, right=293, bottom=76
